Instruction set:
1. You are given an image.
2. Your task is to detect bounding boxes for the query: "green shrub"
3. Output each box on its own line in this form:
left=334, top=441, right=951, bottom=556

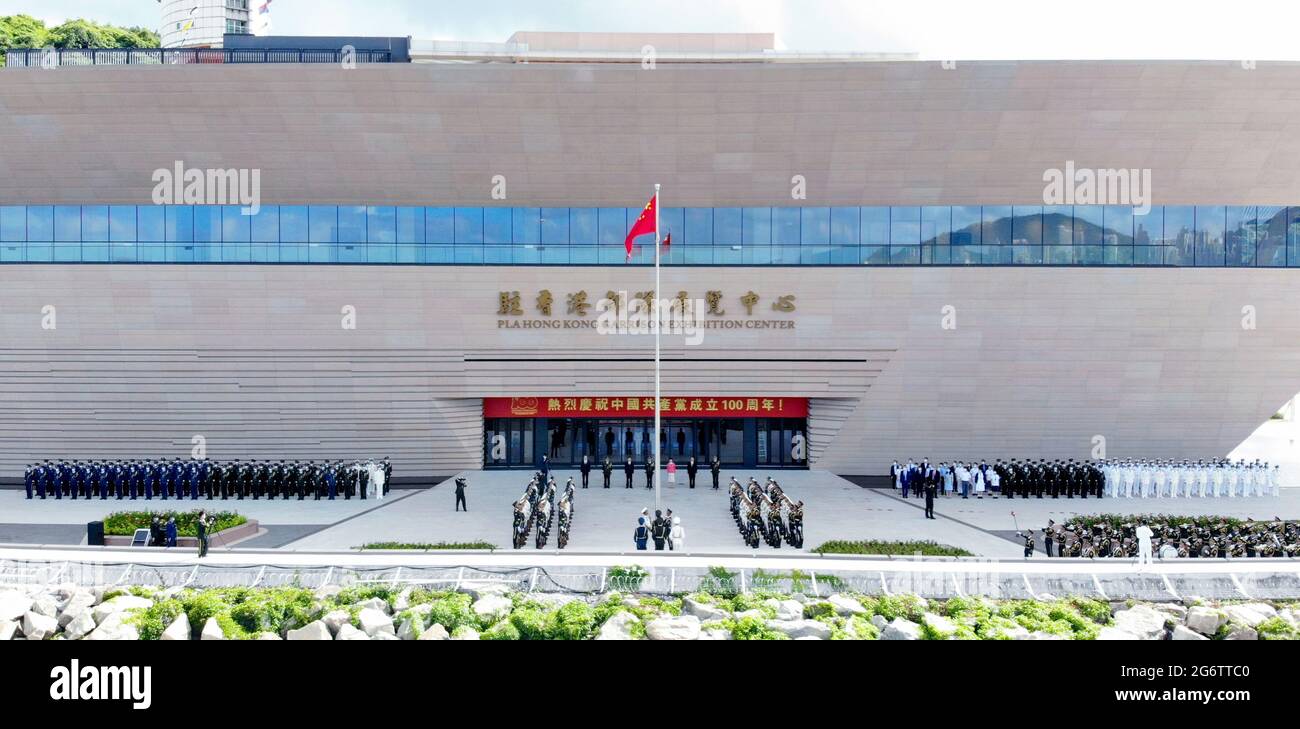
left=727, top=592, right=766, bottom=613
left=727, top=616, right=789, bottom=641
left=181, top=591, right=233, bottom=634
left=1069, top=597, right=1112, bottom=625
left=426, top=593, right=476, bottom=633
left=227, top=588, right=315, bottom=636
left=482, top=620, right=521, bottom=641
left=508, top=604, right=550, bottom=640
left=812, top=540, right=974, bottom=557
left=103, top=510, right=246, bottom=537
left=1256, top=617, right=1298, bottom=640
left=850, top=614, right=880, bottom=640
left=872, top=595, right=926, bottom=622
left=128, top=599, right=184, bottom=641
left=334, top=585, right=396, bottom=606
left=804, top=602, right=836, bottom=620
left=592, top=594, right=629, bottom=626
left=359, top=541, right=497, bottom=551
left=548, top=601, right=596, bottom=641
left=636, top=596, right=681, bottom=616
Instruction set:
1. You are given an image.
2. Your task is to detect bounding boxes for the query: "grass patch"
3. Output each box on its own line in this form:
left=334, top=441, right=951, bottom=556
left=812, top=540, right=974, bottom=557
left=358, top=541, right=497, bottom=551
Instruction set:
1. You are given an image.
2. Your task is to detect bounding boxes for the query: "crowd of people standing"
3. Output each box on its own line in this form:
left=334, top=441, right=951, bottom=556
left=23, top=458, right=392, bottom=501
left=890, top=457, right=1284, bottom=500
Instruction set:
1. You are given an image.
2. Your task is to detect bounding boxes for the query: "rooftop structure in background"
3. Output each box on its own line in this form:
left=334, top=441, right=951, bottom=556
left=2, top=45, right=394, bottom=68
left=161, top=0, right=253, bottom=49
left=411, top=31, right=917, bottom=64
left=4, top=31, right=906, bottom=69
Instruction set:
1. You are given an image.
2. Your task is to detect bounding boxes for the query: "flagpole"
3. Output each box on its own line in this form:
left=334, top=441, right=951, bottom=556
left=653, top=183, right=662, bottom=513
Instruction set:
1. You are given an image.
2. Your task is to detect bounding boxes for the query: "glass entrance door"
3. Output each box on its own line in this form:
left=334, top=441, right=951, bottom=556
left=757, top=418, right=809, bottom=468
left=486, top=417, right=766, bottom=469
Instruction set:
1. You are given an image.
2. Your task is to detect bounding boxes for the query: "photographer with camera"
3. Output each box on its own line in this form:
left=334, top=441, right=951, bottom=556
left=196, top=510, right=215, bottom=558
left=454, top=476, right=469, bottom=512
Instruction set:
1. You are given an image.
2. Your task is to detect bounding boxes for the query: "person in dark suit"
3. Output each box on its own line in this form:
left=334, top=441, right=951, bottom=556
left=687, top=456, right=699, bottom=489
left=644, top=456, right=655, bottom=490
left=924, top=472, right=937, bottom=520
left=454, top=476, right=469, bottom=512
left=651, top=510, right=668, bottom=550
left=602, top=456, right=613, bottom=488
left=711, top=457, right=721, bottom=490
left=196, top=511, right=214, bottom=558
left=580, top=455, right=591, bottom=489
left=624, top=456, right=634, bottom=489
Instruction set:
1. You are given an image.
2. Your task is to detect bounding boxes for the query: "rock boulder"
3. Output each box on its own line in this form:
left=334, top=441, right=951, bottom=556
left=287, top=621, right=332, bottom=641
left=646, top=615, right=701, bottom=641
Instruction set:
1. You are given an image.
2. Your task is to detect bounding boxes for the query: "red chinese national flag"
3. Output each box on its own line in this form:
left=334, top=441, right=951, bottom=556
left=624, top=193, right=658, bottom=258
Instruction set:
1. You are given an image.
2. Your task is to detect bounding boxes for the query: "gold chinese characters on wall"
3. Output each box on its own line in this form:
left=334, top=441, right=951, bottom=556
left=497, top=290, right=796, bottom=317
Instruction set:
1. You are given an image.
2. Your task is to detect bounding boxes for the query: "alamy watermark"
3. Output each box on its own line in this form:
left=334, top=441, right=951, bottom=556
left=151, top=161, right=261, bottom=215
left=50, top=659, right=152, bottom=710
left=596, top=292, right=705, bottom=346
left=1043, top=161, right=1151, bottom=215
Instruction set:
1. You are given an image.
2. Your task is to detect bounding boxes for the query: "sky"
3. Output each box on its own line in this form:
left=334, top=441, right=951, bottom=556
left=4, top=0, right=1300, bottom=60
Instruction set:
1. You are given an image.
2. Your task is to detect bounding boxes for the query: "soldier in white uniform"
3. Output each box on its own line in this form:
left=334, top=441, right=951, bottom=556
left=1211, top=462, right=1224, bottom=498
left=1138, top=462, right=1152, bottom=498
left=1271, top=464, right=1282, bottom=497
left=1198, top=461, right=1210, bottom=498
left=1124, top=460, right=1137, bottom=498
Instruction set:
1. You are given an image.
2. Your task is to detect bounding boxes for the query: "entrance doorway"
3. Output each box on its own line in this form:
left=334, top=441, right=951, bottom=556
left=485, top=417, right=802, bottom=470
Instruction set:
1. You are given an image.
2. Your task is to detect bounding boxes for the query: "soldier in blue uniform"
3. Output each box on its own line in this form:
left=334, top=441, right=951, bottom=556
left=24, top=463, right=34, bottom=499
left=50, top=460, right=62, bottom=498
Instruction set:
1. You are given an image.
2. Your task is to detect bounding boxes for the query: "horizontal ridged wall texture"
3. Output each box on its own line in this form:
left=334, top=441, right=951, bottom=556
left=1, top=265, right=1297, bottom=478
left=0, top=265, right=877, bottom=478
left=4, top=60, right=1300, bottom=207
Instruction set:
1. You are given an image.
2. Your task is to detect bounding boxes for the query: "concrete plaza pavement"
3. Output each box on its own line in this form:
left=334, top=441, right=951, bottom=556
left=3, top=470, right=1299, bottom=558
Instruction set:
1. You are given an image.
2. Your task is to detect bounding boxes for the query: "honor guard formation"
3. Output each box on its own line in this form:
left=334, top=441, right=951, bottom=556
left=890, top=458, right=1282, bottom=499
left=23, top=458, right=392, bottom=501
left=728, top=476, right=804, bottom=549
left=512, top=473, right=576, bottom=550
left=1031, top=517, right=1300, bottom=559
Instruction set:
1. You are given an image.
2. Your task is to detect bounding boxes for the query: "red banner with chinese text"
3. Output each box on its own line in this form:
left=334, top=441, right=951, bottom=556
left=484, top=397, right=808, bottom=419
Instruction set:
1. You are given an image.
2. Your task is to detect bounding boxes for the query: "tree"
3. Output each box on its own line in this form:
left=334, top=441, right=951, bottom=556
left=47, top=19, right=117, bottom=49
left=0, top=15, right=160, bottom=67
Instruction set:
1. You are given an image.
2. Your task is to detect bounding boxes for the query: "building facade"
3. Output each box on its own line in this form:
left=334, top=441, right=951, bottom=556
left=160, top=0, right=252, bottom=48
left=2, top=34, right=1300, bottom=480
